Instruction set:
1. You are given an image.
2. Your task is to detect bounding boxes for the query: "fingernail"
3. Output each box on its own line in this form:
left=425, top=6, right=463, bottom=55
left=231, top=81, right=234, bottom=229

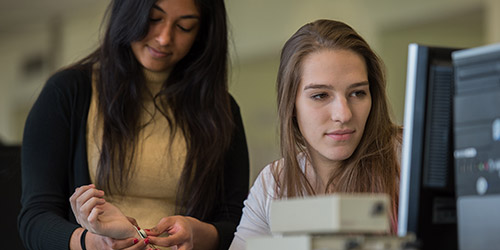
left=144, top=238, right=150, bottom=245
left=133, top=238, right=138, bottom=244
left=137, top=226, right=141, bottom=230
left=145, top=229, right=150, bottom=232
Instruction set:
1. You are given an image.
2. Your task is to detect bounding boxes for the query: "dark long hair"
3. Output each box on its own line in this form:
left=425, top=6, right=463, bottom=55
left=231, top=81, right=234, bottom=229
left=73, top=0, right=233, bottom=220
left=276, top=19, right=401, bottom=232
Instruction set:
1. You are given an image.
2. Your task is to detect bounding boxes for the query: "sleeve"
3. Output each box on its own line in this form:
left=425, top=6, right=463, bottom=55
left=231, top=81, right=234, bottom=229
left=229, top=165, right=275, bottom=250
left=210, top=96, right=250, bottom=250
left=18, top=71, right=82, bottom=250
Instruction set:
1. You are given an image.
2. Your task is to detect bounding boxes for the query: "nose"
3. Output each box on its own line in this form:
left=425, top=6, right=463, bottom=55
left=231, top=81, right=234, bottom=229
left=331, top=97, right=352, bottom=123
left=156, top=24, right=173, bottom=46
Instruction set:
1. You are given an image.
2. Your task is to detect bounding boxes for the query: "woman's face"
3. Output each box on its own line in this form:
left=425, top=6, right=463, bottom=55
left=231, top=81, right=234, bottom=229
left=295, top=49, right=372, bottom=168
left=131, top=0, right=200, bottom=72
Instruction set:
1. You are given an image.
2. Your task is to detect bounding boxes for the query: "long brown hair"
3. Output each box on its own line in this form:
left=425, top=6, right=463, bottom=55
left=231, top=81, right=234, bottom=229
left=275, top=19, right=401, bottom=232
left=73, top=0, right=233, bottom=220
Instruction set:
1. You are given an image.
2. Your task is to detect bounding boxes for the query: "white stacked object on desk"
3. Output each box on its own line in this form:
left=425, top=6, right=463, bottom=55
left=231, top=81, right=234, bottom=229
left=247, top=193, right=416, bottom=250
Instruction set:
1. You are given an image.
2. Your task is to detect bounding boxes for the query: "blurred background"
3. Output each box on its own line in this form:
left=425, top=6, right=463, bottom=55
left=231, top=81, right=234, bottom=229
left=0, top=0, right=498, bottom=183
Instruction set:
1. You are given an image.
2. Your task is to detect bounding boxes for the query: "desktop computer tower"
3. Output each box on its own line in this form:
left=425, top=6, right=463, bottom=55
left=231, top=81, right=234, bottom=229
left=453, top=43, right=500, bottom=250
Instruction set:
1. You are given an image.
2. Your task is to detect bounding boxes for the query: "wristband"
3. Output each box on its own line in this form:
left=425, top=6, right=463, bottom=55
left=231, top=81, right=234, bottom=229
left=80, top=229, right=88, bottom=250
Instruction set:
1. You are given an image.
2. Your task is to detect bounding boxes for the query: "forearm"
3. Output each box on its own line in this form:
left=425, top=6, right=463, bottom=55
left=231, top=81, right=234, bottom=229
left=188, top=217, right=219, bottom=250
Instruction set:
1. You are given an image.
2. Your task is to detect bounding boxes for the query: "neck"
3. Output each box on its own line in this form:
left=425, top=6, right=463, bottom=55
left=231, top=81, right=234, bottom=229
left=142, top=67, right=170, bottom=97
left=306, top=151, right=341, bottom=194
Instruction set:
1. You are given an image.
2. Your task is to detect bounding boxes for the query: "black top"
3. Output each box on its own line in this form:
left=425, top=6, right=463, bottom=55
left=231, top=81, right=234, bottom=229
left=18, top=64, right=249, bottom=250
left=0, top=145, right=24, bottom=249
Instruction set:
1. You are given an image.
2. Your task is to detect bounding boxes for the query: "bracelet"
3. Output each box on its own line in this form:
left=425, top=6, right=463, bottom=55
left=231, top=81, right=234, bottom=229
left=80, top=229, right=88, bottom=250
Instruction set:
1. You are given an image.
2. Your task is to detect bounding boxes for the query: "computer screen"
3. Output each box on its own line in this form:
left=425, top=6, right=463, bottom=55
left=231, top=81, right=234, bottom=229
left=398, top=44, right=459, bottom=250
left=452, top=43, right=500, bottom=250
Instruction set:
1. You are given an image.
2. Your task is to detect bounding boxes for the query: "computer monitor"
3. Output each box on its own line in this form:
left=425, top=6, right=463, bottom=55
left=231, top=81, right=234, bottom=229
left=452, top=43, right=500, bottom=250
left=398, top=44, right=459, bottom=250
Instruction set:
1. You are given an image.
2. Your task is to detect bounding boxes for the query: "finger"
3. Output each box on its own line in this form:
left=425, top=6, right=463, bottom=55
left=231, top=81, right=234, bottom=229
left=108, top=237, right=142, bottom=250
left=69, top=184, right=96, bottom=223
left=127, top=217, right=139, bottom=228
left=80, top=196, right=106, bottom=215
left=78, top=198, right=106, bottom=227
left=148, top=234, right=185, bottom=248
left=76, top=188, right=105, bottom=218
left=70, top=184, right=95, bottom=204
left=87, top=206, right=104, bottom=228
left=77, top=187, right=105, bottom=208
left=147, top=217, right=177, bottom=236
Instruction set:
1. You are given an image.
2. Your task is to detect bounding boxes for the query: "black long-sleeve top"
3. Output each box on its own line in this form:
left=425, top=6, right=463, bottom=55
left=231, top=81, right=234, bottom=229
left=18, top=64, right=250, bottom=250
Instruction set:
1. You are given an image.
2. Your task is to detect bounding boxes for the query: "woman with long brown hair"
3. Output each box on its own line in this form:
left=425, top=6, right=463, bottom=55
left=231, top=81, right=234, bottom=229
left=229, top=19, right=401, bottom=249
left=18, top=0, right=249, bottom=249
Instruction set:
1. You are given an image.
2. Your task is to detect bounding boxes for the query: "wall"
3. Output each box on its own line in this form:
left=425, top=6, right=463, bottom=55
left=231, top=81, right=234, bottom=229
left=0, top=2, right=108, bottom=144
left=379, top=6, right=486, bottom=124
left=0, top=22, right=52, bottom=143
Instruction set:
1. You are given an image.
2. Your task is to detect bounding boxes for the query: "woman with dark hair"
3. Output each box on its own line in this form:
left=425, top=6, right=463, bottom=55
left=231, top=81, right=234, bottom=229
left=18, top=0, right=249, bottom=249
left=229, top=19, right=401, bottom=250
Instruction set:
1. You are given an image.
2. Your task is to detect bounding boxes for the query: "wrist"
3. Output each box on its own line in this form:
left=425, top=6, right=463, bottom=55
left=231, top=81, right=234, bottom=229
left=69, top=228, right=87, bottom=250
left=80, top=229, right=88, bottom=250
left=187, top=217, right=218, bottom=250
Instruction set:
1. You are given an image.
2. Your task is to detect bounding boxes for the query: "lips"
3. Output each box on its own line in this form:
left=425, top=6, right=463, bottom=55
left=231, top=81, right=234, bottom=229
left=326, top=129, right=355, bottom=141
left=147, top=46, right=171, bottom=58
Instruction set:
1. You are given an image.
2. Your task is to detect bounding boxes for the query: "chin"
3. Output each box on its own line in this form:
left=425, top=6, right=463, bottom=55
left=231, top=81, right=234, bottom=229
left=325, top=150, right=354, bottom=162
left=145, top=65, right=169, bottom=72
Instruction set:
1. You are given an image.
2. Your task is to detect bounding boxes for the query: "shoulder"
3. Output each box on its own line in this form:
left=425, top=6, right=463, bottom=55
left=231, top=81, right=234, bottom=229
left=241, top=160, right=284, bottom=226
left=31, top=64, right=93, bottom=118
left=252, top=159, right=284, bottom=199
left=228, top=94, right=241, bottom=115
left=252, top=155, right=309, bottom=197
left=44, top=64, right=92, bottom=95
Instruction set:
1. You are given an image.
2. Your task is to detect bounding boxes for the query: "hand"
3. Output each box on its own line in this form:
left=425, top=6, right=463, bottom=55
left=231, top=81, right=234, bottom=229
left=145, top=216, right=218, bottom=250
left=69, top=184, right=136, bottom=239
left=85, top=230, right=149, bottom=250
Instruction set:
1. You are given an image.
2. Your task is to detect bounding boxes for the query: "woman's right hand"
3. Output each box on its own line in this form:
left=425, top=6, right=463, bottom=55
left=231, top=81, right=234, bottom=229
left=69, top=184, right=136, bottom=239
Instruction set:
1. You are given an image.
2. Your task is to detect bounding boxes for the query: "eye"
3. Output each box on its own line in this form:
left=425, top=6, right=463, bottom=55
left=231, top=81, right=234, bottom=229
left=149, top=17, right=162, bottom=23
left=350, top=90, right=367, bottom=97
left=177, top=24, right=192, bottom=32
left=311, top=93, right=329, bottom=100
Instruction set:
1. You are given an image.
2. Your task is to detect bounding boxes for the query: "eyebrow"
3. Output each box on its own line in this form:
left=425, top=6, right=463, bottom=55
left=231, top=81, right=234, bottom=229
left=152, top=4, right=165, bottom=13
left=152, top=4, right=200, bottom=20
left=303, top=81, right=369, bottom=91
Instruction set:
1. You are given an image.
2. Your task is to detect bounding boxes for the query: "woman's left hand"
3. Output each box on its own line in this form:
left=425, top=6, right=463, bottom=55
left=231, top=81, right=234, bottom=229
left=69, top=184, right=136, bottom=239
left=145, top=216, right=218, bottom=250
